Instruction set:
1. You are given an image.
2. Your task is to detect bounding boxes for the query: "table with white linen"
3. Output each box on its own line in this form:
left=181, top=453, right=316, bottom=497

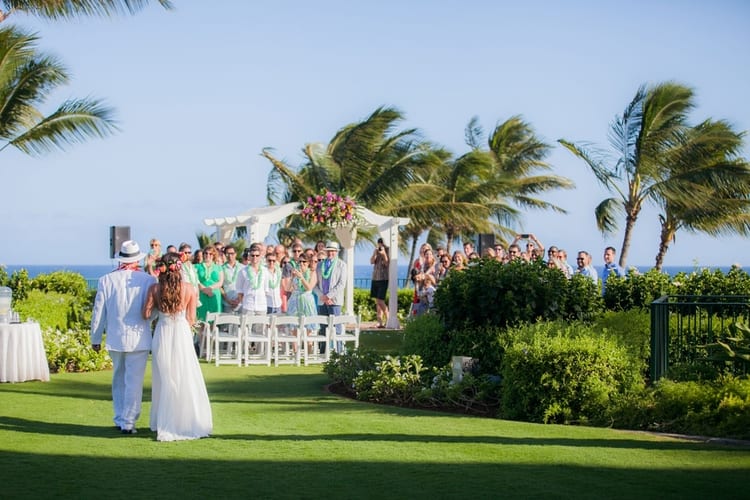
left=0, top=322, right=50, bottom=383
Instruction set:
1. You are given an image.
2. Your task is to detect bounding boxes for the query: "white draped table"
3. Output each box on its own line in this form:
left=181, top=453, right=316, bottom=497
left=0, top=322, right=50, bottom=383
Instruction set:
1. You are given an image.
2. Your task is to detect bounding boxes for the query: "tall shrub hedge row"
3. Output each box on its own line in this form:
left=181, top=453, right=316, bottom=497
left=435, top=259, right=602, bottom=331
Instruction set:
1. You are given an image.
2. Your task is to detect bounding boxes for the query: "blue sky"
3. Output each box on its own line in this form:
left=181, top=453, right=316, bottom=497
left=1, top=0, right=748, bottom=268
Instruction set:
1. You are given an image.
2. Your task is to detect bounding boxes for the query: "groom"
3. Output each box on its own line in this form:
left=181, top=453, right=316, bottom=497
left=91, top=240, right=156, bottom=434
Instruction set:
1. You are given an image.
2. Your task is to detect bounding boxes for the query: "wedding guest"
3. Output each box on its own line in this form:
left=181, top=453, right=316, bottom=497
left=265, top=252, right=283, bottom=314
left=436, top=254, right=451, bottom=283
left=315, top=241, right=346, bottom=353
left=143, top=252, right=212, bottom=442
left=576, top=250, right=599, bottom=285
left=287, top=254, right=317, bottom=354
left=196, top=246, right=223, bottom=321
left=236, top=245, right=269, bottom=316
left=90, top=240, right=156, bottom=434
left=178, top=242, right=200, bottom=306
left=416, top=273, right=436, bottom=315
left=602, top=246, right=625, bottom=294
left=463, top=241, right=475, bottom=259
left=370, top=238, right=389, bottom=328
left=192, top=249, right=203, bottom=265
left=451, top=251, right=467, bottom=271
left=144, top=238, right=162, bottom=277
left=213, top=242, right=226, bottom=265
left=221, top=245, right=242, bottom=312
left=558, top=249, right=575, bottom=277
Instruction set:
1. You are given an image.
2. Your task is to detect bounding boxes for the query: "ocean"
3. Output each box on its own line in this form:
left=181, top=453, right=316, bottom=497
left=2, top=263, right=748, bottom=289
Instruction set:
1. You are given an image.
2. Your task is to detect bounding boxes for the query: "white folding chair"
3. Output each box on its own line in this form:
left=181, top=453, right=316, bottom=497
left=242, top=314, right=272, bottom=366
left=213, top=313, right=243, bottom=366
left=300, top=314, right=331, bottom=365
left=271, top=315, right=301, bottom=366
left=329, top=314, right=360, bottom=354
left=203, top=313, right=221, bottom=363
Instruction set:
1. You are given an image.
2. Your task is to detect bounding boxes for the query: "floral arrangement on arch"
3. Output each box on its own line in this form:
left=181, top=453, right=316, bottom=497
left=300, top=190, right=358, bottom=227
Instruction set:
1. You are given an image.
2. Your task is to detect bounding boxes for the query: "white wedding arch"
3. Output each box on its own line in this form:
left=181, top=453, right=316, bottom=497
left=203, top=203, right=410, bottom=329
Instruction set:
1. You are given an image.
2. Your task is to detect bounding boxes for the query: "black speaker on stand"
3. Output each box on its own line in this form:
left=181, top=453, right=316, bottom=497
left=110, top=226, right=131, bottom=258
left=477, top=233, right=495, bottom=256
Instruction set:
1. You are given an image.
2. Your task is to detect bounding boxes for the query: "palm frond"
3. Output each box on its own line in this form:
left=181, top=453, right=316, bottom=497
left=1, top=0, right=174, bottom=20
left=595, top=197, right=622, bottom=234
left=7, top=97, right=117, bottom=155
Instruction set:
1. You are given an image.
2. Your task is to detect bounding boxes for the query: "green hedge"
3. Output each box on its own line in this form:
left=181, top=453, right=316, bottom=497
left=353, top=287, right=413, bottom=322
left=611, top=376, right=750, bottom=440
left=500, top=322, right=643, bottom=424
left=435, top=259, right=603, bottom=331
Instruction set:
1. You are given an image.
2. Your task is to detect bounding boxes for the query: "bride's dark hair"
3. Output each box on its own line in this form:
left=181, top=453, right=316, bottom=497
left=157, top=252, right=183, bottom=314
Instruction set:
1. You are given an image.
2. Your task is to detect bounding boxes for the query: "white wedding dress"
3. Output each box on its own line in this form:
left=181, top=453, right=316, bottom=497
left=150, top=310, right=213, bottom=441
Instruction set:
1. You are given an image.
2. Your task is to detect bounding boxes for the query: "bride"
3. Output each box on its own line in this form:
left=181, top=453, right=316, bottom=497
left=143, top=252, right=212, bottom=441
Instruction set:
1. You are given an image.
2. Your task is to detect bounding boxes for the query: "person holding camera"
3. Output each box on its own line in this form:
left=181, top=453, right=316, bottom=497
left=370, top=238, right=390, bottom=328
left=511, top=233, right=545, bottom=262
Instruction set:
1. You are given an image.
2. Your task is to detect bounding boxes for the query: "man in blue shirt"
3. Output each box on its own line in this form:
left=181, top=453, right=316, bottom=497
left=602, top=246, right=625, bottom=295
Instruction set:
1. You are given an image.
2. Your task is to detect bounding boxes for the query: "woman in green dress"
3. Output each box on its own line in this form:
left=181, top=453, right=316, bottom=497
left=196, top=246, right=224, bottom=321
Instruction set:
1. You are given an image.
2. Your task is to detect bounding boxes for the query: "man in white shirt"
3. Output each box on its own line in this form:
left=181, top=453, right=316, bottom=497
left=221, top=244, right=242, bottom=312
left=236, top=244, right=270, bottom=315
left=90, top=240, right=156, bottom=434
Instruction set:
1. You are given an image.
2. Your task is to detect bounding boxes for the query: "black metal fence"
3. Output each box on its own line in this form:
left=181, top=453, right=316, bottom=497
left=650, top=295, right=750, bottom=381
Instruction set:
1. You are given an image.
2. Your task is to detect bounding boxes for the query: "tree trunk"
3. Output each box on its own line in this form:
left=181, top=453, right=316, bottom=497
left=654, top=221, right=676, bottom=271
left=618, top=212, right=638, bottom=268
left=445, top=230, right=455, bottom=255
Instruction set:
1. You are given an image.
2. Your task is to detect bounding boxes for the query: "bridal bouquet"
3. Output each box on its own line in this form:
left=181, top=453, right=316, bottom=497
left=300, top=190, right=357, bottom=227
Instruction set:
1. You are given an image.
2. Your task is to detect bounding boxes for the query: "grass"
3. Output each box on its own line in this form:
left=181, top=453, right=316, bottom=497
left=360, top=329, right=405, bottom=354
left=1, top=362, right=749, bottom=499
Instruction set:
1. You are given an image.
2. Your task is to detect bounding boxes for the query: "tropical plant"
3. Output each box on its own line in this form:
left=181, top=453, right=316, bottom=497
left=263, top=106, right=451, bottom=245
left=0, top=0, right=172, bottom=23
left=0, top=26, right=117, bottom=157
left=559, top=82, right=695, bottom=268
left=653, top=119, right=750, bottom=269
left=435, top=116, right=573, bottom=252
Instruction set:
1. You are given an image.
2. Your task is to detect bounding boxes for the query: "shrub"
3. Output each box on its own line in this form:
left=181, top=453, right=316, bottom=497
left=352, top=355, right=428, bottom=404
left=500, top=322, right=643, bottom=424
left=15, top=290, right=72, bottom=331
left=593, top=310, right=651, bottom=369
left=42, top=328, right=112, bottom=373
left=401, top=314, right=449, bottom=366
left=610, top=375, right=750, bottom=440
left=604, top=268, right=672, bottom=310
left=1, top=267, right=31, bottom=303
left=401, top=315, right=506, bottom=375
left=353, top=287, right=414, bottom=322
left=435, top=259, right=602, bottom=331
left=416, top=367, right=502, bottom=416
left=323, top=348, right=382, bottom=388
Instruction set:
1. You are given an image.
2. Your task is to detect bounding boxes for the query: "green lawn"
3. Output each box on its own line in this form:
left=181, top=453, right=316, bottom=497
left=1, top=362, right=748, bottom=499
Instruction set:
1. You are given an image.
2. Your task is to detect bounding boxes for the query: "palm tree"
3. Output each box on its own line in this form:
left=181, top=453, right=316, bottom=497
left=435, top=116, right=573, bottom=252
left=653, top=120, right=750, bottom=269
left=559, top=82, right=694, bottom=268
left=0, top=26, right=117, bottom=157
left=0, top=0, right=172, bottom=23
left=263, top=106, right=451, bottom=245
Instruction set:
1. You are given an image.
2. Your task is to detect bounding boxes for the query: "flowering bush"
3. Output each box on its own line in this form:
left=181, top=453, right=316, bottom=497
left=300, top=190, right=357, bottom=226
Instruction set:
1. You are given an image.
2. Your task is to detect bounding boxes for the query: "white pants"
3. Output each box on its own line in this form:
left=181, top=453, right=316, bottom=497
left=109, top=350, right=149, bottom=430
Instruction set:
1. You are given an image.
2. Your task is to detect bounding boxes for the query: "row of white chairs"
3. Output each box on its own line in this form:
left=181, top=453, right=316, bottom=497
left=198, top=313, right=360, bottom=367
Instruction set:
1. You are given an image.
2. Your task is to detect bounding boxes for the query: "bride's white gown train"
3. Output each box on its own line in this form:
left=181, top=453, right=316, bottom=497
left=150, top=311, right=212, bottom=441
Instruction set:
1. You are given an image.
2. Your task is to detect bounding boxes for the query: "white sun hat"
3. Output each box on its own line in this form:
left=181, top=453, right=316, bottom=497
left=117, top=240, right=147, bottom=263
